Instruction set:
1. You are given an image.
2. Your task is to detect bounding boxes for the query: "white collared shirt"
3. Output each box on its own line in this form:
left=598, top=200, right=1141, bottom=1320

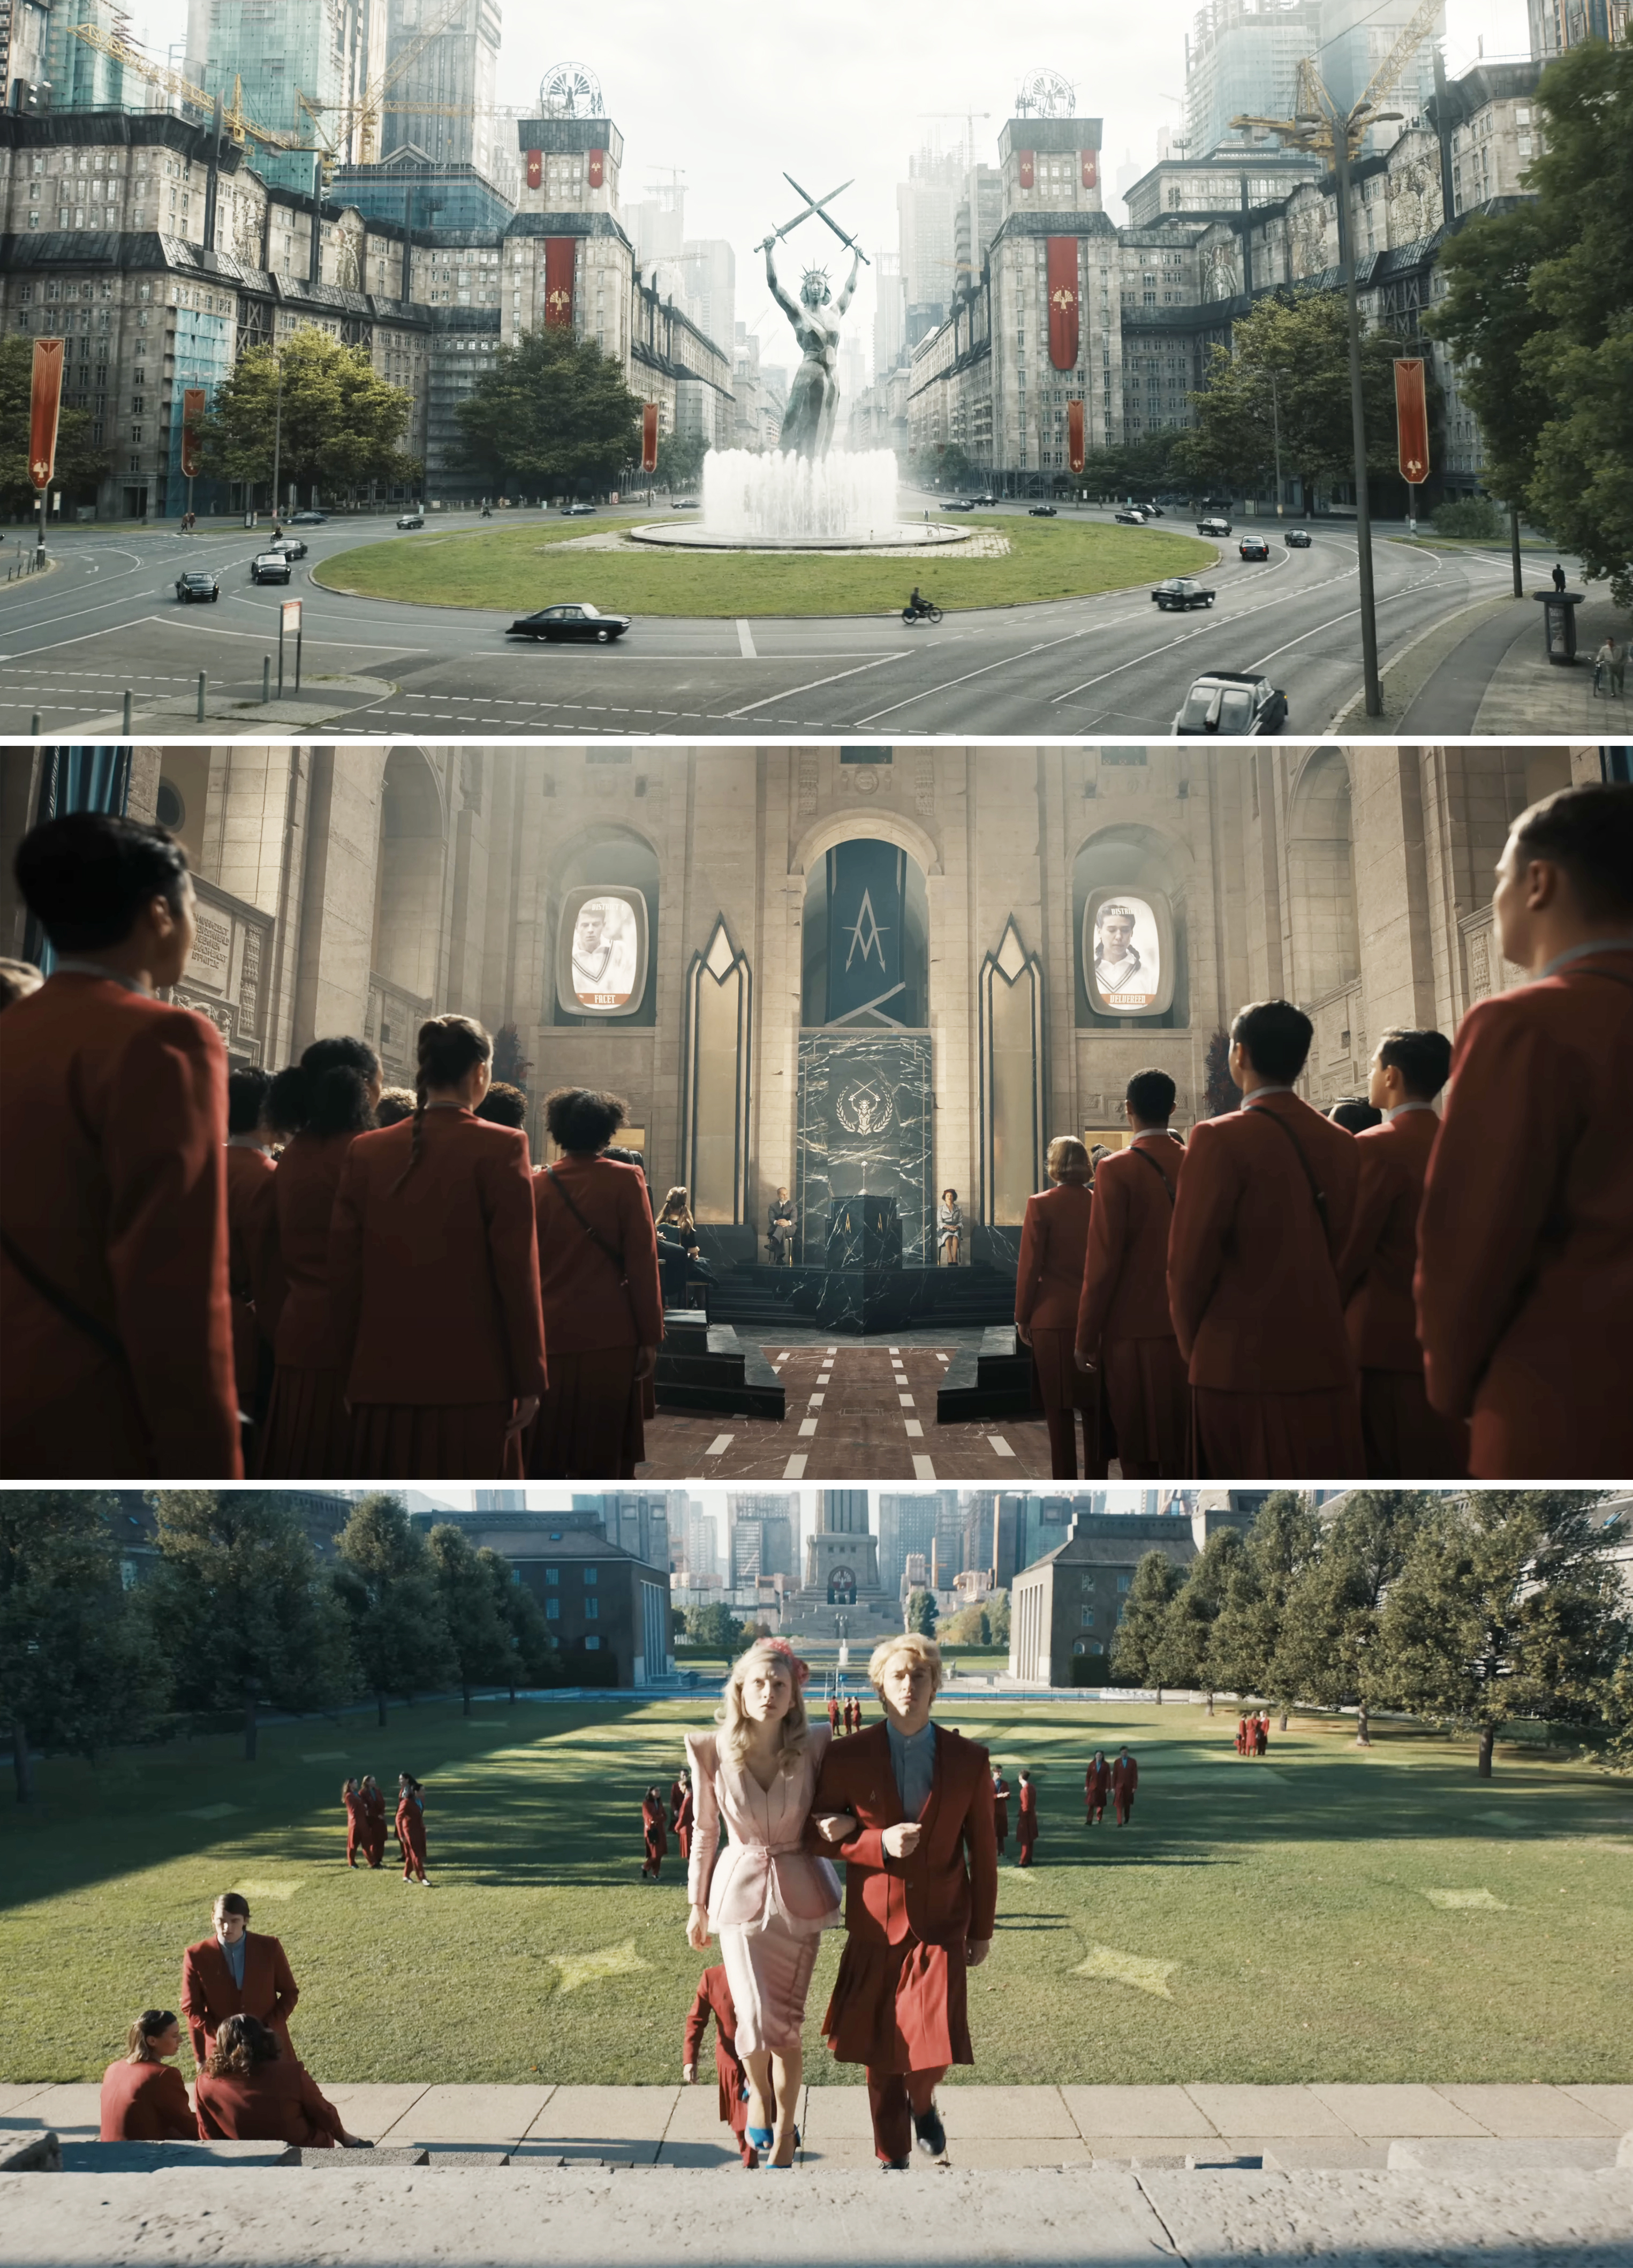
left=50, top=957, right=149, bottom=995
left=1241, top=1084, right=1294, bottom=1109
left=1383, top=1101, right=1438, bottom=1123
left=1537, top=936, right=1633, bottom=981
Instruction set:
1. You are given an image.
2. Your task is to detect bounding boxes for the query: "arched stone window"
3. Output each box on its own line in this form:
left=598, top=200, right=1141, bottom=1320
left=1288, top=749, right=1359, bottom=1007
left=372, top=748, right=445, bottom=1004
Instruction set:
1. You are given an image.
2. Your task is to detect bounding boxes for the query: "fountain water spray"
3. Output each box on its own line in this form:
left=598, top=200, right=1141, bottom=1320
left=702, top=448, right=901, bottom=546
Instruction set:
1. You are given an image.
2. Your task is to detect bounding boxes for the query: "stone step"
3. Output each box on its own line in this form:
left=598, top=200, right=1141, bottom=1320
left=937, top=1325, right=1032, bottom=1421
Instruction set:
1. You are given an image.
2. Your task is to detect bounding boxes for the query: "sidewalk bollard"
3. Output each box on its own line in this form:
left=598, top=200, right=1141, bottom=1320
left=197, top=671, right=207, bottom=723
left=122, top=690, right=132, bottom=736
left=263, top=657, right=271, bottom=703
left=30, top=712, right=41, bottom=737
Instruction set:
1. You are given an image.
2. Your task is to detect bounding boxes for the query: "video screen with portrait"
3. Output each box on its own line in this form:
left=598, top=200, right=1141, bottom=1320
left=1082, top=888, right=1174, bottom=1017
left=555, top=887, right=649, bottom=1018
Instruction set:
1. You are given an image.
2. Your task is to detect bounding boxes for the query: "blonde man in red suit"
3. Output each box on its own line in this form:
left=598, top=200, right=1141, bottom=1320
left=327, top=1015, right=547, bottom=1480
left=811, top=1632, right=997, bottom=2171
left=180, top=1893, right=300, bottom=2071
left=100, top=2009, right=196, bottom=2141
left=1, top=811, right=239, bottom=1478
left=530, top=1086, right=663, bottom=1480
left=1076, top=1071, right=1189, bottom=1480
left=1015, top=1136, right=1100, bottom=1479
left=1337, top=1027, right=1468, bottom=1479
left=1167, top=999, right=1364, bottom=1480
left=1417, top=783, right=1633, bottom=1479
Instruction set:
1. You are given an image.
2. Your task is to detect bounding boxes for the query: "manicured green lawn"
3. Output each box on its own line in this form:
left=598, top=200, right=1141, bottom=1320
left=3, top=1700, right=1628, bottom=2086
left=313, top=514, right=1215, bottom=618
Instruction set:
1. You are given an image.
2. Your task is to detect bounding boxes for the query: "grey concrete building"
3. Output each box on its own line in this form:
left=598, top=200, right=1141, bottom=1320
left=1008, top=1501, right=1264, bottom=1684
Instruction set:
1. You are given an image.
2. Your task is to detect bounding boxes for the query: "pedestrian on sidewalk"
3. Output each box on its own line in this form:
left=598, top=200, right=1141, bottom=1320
left=1551, top=562, right=1567, bottom=594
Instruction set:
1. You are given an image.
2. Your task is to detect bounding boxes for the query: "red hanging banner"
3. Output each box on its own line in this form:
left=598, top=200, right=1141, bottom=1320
left=1081, top=150, right=1098, bottom=190
left=1046, top=236, right=1080, bottom=371
left=180, top=386, right=206, bottom=478
left=641, top=402, right=659, bottom=473
left=587, top=147, right=604, bottom=189
left=1068, top=399, right=1085, bottom=473
left=526, top=149, right=543, bottom=191
left=1394, top=357, right=1430, bottom=484
left=1017, top=149, right=1035, bottom=189
left=543, top=238, right=576, bottom=328
left=28, top=337, right=64, bottom=490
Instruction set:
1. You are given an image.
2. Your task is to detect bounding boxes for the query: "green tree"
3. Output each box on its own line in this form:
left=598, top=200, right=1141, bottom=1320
left=1176, top=290, right=1423, bottom=502
left=426, top=1524, right=513, bottom=1715
left=331, top=1494, right=453, bottom=1727
left=1154, top=1526, right=1246, bottom=1699
left=683, top=1601, right=746, bottom=1657
left=456, top=327, right=644, bottom=495
left=149, top=1491, right=354, bottom=1758
left=476, top=1548, right=560, bottom=1691
left=1426, top=203, right=1553, bottom=515
left=1601, top=1649, right=1633, bottom=1774
left=940, top=1602, right=992, bottom=1646
left=1275, top=1489, right=1426, bottom=1744
left=1377, top=1491, right=1627, bottom=1776
left=0, top=1492, right=168, bottom=1798
left=905, top=1587, right=939, bottom=1637
left=198, top=326, right=417, bottom=505
left=988, top=1590, right=1011, bottom=1650
left=1109, top=1550, right=1183, bottom=1687
left=1209, top=1493, right=1323, bottom=1723
left=654, top=426, right=709, bottom=491
left=0, top=334, right=111, bottom=515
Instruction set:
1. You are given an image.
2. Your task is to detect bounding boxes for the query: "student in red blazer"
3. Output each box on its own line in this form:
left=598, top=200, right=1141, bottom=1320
left=811, top=1634, right=997, bottom=2169
left=327, top=1015, right=547, bottom=1480
left=530, top=1088, right=663, bottom=1480
left=1076, top=1071, right=1190, bottom=1480
left=1015, top=1137, right=1100, bottom=1479
left=224, top=1068, right=279, bottom=1449
left=1111, top=1748, right=1138, bottom=1826
left=257, top=1039, right=381, bottom=1480
left=1, top=812, right=240, bottom=1479
left=180, top=1894, right=300, bottom=2069
left=100, top=2010, right=196, bottom=2141
left=1417, top=785, right=1633, bottom=1479
left=359, top=1775, right=388, bottom=1869
left=683, top=1964, right=758, bottom=2167
left=672, top=1770, right=695, bottom=1862
left=641, top=1786, right=669, bottom=1880
left=1336, top=1029, right=1468, bottom=1480
left=1167, top=1000, right=1364, bottom=1480
left=396, top=1775, right=430, bottom=1885
left=1016, top=1771, right=1038, bottom=1866
left=193, top=2015, right=361, bottom=2148
left=991, top=1770, right=1010, bottom=1856
left=341, top=1778, right=365, bottom=1867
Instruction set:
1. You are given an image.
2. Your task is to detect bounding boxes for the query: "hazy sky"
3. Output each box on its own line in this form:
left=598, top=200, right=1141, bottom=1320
left=127, top=0, right=1529, bottom=353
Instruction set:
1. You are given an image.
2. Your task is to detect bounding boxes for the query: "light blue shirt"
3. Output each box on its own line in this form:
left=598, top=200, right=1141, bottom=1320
left=886, top=1720, right=937, bottom=1819
left=220, top=1932, right=246, bottom=1989
left=1537, top=938, right=1633, bottom=980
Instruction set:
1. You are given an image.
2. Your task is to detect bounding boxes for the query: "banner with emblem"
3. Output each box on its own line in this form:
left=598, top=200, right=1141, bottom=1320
left=1068, top=398, right=1085, bottom=473
left=587, top=147, right=604, bottom=189
left=526, top=149, right=543, bottom=191
left=1081, top=150, right=1098, bottom=190
left=28, top=337, right=64, bottom=491
left=1017, top=149, right=1034, bottom=189
left=543, top=238, right=576, bottom=328
left=1394, top=357, right=1430, bottom=486
left=641, top=402, right=659, bottom=472
left=1046, top=237, right=1079, bottom=369
left=826, top=840, right=906, bottom=1023
left=180, top=387, right=207, bottom=479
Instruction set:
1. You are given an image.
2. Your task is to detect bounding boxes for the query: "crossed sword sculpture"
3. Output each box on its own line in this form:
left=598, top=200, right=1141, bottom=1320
left=764, top=171, right=872, bottom=266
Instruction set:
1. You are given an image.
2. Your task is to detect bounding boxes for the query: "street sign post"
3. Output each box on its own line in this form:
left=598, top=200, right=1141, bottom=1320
left=278, top=596, right=303, bottom=695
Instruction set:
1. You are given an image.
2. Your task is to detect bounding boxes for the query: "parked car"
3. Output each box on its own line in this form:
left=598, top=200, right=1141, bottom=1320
left=269, top=534, right=307, bottom=560
left=1029, top=503, right=1058, bottom=517
left=250, top=551, right=293, bottom=584
left=396, top=512, right=425, bottom=530
left=560, top=502, right=598, bottom=517
left=1238, top=535, right=1271, bottom=561
left=288, top=510, right=327, bottom=526
left=1152, top=576, right=1216, bottom=611
left=1284, top=528, right=1312, bottom=548
left=1171, top=671, right=1288, bottom=735
left=1114, top=508, right=1150, bottom=526
left=1197, top=516, right=1233, bottom=537
left=506, top=601, right=632, bottom=643
left=175, top=569, right=220, bottom=603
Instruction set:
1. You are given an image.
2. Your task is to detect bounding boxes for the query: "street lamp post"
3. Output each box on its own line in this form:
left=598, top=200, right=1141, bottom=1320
left=1267, top=366, right=1286, bottom=518
left=269, top=352, right=283, bottom=525
left=1329, top=122, right=1392, bottom=720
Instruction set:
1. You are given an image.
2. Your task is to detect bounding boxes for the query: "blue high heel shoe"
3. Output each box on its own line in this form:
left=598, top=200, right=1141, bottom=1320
left=746, top=2126, right=774, bottom=2152
left=762, top=2125, right=800, bottom=2169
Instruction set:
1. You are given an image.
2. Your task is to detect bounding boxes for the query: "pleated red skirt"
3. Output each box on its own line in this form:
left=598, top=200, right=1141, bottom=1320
left=1193, top=1384, right=1366, bottom=1482
left=1102, top=1335, right=1190, bottom=1478
left=1359, top=1367, right=1469, bottom=1479
left=823, top=1934, right=972, bottom=2073
left=527, top=1348, right=642, bottom=1479
left=257, top=1364, right=352, bottom=1479
left=1030, top=1326, right=1107, bottom=1480
left=348, top=1402, right=522, bottom=1481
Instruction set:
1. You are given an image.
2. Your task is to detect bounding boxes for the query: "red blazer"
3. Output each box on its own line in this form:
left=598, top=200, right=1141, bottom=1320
left=267, top=1134, right=359, bottom=1370
left=0, top=972, right=240, bottom=1478
left=100, top=2059, right=195, bottom=2141
left=672, top=1786, right=694, bottom=1837
left=992, top=1781, right=1009, bottom=1836
left=194, top=2058, right=342, bottom=2148
left=1017, top=1781, right=1038, bottom=1828
left=812, top=1721, right=997, bottom=1951
left=1085, top=1759, right=1110, bottom=1796
left=683, top=1965, right=747, bottom=2132
left=1337, top=1109, right=1440, bottom=1373
left=397, top=1793, right=426, bottom=1857
left=642, top=1794, right=669, bottom=1854
left=1417, top=950, right=1633, bottom=1476
left=533, top=1156, right=664, bottom=1352
left=328, top=1110, right=548, bottom=1407
left=180, top=1932, right=299, bottom=2068
left=1076, top=1137, right=1183, bottom=1354
left=1111, top=1755, right=1138, bottom=1793
left=224, top=1143, right=278, bottom=1408
left=1167, top=1093, right=1360, bottom=1392
left=1015, top=1183, right=1095, bottom=1334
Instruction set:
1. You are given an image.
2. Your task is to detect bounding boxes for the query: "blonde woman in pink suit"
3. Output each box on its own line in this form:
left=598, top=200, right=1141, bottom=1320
left=685, top=1637, right=854, bottom=2169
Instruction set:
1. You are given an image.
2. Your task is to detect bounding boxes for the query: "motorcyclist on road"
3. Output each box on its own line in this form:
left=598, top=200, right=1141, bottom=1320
left=908, top=586, right=929, bottom=618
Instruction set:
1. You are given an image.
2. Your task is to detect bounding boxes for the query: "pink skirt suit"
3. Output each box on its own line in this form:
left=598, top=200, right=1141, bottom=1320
left=684, top=1728, right=841, bottom=2059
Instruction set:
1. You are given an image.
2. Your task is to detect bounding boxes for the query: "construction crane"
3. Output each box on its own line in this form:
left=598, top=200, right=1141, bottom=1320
left=1229, top=0, right=1442, bottom=158
left=66, top=21, right=304, bottom=153
left=297, top=0, right=471, bottom=166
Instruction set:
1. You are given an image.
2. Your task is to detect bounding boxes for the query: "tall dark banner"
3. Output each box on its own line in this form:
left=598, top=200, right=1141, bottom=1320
left=1068, top=398, right=1085, bottom=472
left=526, top=149, right=543, bottom=190
left=827, top=841, right=905, bottom=1021
left=1047, top=237, right=1079, bottom=369
left=544, top=238, right=576, bottom=326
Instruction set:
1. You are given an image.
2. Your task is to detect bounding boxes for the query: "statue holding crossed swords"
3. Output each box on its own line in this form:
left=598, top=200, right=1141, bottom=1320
left=760, top=172, right=868, bottom=459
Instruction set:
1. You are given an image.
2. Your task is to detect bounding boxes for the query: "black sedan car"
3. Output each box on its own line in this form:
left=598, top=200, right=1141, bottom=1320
left=269, top=534, right=308, bottom=560
left=250, top=551, right=293, bottom=584
left=944, top=498, right=977, bottom=511
left=507, top=602, right=632, bottom=644
left=1238, top=535, right=1271, bottom=560
left=1114, top=508, right=1150, bottom=526
left=1171, top=671, right=1288, bottom=735
left=288, top=509, right=328, bottom=526
left=396, top=511, right=425, bottom=530
left=1284, top=528, right=1312, bottom=548
left=175, top=569, right=220, bottom=603
left=1152, top=576, right=1216, bottom=611
left=1029, top=503, right=1058, bottom=517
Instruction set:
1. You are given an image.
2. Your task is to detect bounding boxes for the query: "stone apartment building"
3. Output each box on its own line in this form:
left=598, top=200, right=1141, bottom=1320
left=1008, top=1503, right=1263, bottom=1685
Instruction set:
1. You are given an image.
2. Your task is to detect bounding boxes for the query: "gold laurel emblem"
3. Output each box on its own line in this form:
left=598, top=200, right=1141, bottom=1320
left=548, top=289, right=571, bottom=311
left=1404, top=457, right=1424, bottom=478
left=1051, top=286, right=1077, bottom=308
left=29, top=456, right=50, bottom=483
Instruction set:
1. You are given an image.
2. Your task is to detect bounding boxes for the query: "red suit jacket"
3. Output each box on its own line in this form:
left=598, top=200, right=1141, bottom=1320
left=813, top=1721, right=997, bottom=1954
left=1015, top=1183, right=1095, bottom=1334
left=100, top=2059, right=196, bottom=2141
left=180, top=1932, right=299, bottom=2067
left=266, top=1134, right=358, bottom=1370
left=1017, top=1782, right=1038, bottom=1838
left=1337, top=1109, right=1440, bottom=1371
left=533, top=1155, right=664, bottom=1351
left=1086, top=1760, right=1110, bottom=1798
left=397, top=1794, right=426, bottom=1858
left=1167, top=1092, right=1360, bottom=1390
left=1112, top=1756, right=1138, bottom=1794
left=0, top=972, right=240, bottom=1478
left=642, top=1794, right=668, bottom=1856
left=1076, top=1138, right=1183, bottom=1353
left=328, top=1110, right=548, bottom=1407
left=194, top=2059, right=342, bottom=2148
left=224, top=1143, right=278, bottom=1410
left=992, top=1782, right=1009, bottom=1839
left=683, top=1965, right=748, bottom=2135
left=1416, top=949, right=1633, bottom=1477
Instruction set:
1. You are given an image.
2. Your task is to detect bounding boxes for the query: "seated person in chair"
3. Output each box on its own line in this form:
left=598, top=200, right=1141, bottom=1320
left=768, top=1186, right=796, bottom=1266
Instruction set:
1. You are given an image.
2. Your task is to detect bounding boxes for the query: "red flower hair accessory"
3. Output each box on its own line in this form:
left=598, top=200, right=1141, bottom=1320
left=759, top=1636, right=811, bottom=1688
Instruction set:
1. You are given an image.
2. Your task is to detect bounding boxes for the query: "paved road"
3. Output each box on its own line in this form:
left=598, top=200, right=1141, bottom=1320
left=0, top=501, right=1543, bottom=740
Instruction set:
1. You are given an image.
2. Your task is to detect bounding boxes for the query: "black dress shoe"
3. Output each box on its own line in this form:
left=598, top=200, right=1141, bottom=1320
left=880, top=2154, right=912, bottom=2170
left=913, top=2101, right=947, bottom=2158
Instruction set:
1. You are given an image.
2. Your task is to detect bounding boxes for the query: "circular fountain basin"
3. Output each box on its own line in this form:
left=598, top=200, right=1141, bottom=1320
left=626, top=446, right=971, bottom=553
left=628, top=519, right=972, bottom=551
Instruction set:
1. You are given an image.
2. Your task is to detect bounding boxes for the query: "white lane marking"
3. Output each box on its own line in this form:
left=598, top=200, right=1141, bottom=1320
left=898, top=1394, right=916, bottom=1408
left=827, top=1346, right=838, bottom=1354
left=149, top=614, right=430, bottom=652
left=783, top=1454, right=808, bottom=1480
left=888, top=1345, right=901, bottom=1354
left=704, top=1434, right=734, bottom=1457
left=736, top=618, right=757, bottom=659
left=905, top=1419, right=924, bottom=1438
left=851, top=629, right=1088, bottom=727
left=724, top=651, right=910, bottom=719
left=912, top=1455, right=937, bottom=1480
left=777, top=1351, right=791, bottom=1362
left=799, top=1417, right=819, bottom=1438
left=808, top=1393, right=825, bottom=1408
left=989, top=1436, right=1016, bottom=1457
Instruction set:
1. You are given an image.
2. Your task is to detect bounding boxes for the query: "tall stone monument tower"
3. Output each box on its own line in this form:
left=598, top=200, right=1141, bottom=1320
left=798, top=1491, right=886, bottom=1614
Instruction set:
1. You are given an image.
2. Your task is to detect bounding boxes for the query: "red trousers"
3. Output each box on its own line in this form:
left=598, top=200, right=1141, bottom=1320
left=866, top=2065, right=946, bottom=2165
left=1017, top=1826, right=1036, bottom=1868
left=1031, top=1328, right=1105, bottom=1480
left=1114, top=1789, right=1133, bottom=1826
left=345, top=1816, right=361, bottom=1866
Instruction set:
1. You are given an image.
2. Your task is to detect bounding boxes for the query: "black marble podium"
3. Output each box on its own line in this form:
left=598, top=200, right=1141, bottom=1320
left=826, top=1193, right=902, bottom=1271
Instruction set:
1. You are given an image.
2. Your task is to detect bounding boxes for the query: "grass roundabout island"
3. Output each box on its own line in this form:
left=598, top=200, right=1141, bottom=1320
left=314, top=512, right=1216, bottom=618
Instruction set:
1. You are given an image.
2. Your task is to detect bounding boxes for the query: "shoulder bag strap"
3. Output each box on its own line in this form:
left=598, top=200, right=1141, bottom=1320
left=543, top=1165, right=642, bottom=1327
left=1252, top=1107, right=1336, bottom=1258
left=0, top=1227, right=125, bottom=1363
left=1127, top=1145, right=1178, bottom=1204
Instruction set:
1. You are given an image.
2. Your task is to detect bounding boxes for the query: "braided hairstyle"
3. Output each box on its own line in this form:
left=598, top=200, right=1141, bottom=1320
left=394, top=1014, right=492, bottom=1191
left=266, top=1037, right=380, bottom=1141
